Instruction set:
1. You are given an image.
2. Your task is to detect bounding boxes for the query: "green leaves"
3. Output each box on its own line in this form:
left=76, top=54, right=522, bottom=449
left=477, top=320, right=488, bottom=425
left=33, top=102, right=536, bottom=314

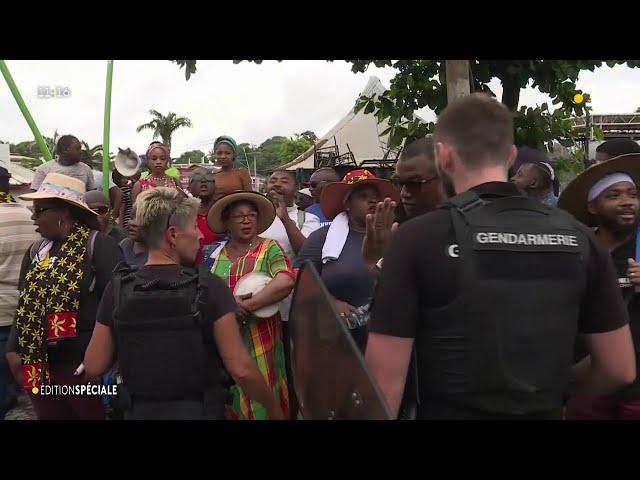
left=172, top=60, right=640, bottom=161
left=170, top=60, right=197, bottom=81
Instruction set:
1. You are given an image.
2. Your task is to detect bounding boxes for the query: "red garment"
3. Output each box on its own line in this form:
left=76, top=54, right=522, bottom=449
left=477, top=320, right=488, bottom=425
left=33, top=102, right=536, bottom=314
left=196, top=214, right=220, bottom=265
left=567, top=396, right=640, bottom=420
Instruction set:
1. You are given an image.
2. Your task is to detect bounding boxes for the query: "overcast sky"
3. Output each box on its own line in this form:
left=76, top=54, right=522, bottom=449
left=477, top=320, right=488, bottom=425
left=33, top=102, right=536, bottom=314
left=1, top=60, right=640, bottom=157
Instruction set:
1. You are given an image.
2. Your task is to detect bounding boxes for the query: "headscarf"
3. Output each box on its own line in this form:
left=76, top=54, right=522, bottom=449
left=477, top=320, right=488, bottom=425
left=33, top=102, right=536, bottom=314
left=214, top=135, right=238, bottom=155
left=146, top=143, right=171, bottom=162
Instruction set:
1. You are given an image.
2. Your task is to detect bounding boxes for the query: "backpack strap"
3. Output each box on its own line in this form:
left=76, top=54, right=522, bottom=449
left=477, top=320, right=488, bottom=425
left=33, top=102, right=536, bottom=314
left=87, top=230, right=99, bottom=293
left=441, top=191, right=486, bottom=215
left=297, top=209, right=305, bottom=230
left=29, top=239, right=46, bottom=261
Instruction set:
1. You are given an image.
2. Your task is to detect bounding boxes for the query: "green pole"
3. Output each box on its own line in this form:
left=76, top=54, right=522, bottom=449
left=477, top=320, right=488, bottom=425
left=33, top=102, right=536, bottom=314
left=102, top=60, right=114, bottom=196
left=0, top=60, right=52, bottom=162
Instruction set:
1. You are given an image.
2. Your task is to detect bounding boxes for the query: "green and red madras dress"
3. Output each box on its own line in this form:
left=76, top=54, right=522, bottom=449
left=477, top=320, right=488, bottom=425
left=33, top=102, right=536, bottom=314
left=210, top=238, right=292, bottom=420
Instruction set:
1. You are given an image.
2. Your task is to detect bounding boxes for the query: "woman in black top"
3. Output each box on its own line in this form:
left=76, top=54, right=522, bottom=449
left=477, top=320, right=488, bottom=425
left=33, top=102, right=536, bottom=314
left=294, top=169, right=399, bottom=352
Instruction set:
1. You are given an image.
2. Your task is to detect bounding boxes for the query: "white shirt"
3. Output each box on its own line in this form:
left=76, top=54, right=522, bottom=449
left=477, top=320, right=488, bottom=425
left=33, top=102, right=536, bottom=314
left=261, top=205, right=320, bottom=265
left=92, top=170, right=116, bottom=190
left=261, top=205, right=320, bottom=321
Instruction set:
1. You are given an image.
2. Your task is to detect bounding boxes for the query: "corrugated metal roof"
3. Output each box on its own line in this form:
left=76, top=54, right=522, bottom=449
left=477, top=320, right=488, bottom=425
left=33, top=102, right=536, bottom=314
left=7, top=161, right=35, bottom=186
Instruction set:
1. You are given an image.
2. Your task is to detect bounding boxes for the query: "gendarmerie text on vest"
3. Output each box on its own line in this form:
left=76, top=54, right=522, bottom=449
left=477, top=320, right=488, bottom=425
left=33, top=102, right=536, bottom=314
left=474, top=232, right=579, bottom=247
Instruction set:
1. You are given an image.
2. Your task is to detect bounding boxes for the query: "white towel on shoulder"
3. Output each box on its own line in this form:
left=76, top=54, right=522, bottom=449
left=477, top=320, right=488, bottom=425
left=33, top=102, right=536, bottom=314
left=321, top=212, right=349, bottom=264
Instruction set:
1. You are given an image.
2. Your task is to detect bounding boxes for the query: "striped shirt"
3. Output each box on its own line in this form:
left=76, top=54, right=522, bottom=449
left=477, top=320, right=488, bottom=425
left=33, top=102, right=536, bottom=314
left=0, top=204, right=41, bottom=327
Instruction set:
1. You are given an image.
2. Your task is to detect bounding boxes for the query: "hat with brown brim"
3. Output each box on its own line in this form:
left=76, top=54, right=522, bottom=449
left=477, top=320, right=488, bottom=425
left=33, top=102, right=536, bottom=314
left=558, top=153, right=640, bottom=227
left=320, top=168, right=400, bottom=219
left=208, top=190, right=276, bottom=234
left=20, top=172, right=100, bottom=230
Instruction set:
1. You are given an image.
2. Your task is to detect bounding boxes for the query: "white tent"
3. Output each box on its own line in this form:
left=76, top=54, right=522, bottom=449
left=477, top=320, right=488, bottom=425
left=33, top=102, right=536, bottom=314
left=280, top=76, right=426, bottom=170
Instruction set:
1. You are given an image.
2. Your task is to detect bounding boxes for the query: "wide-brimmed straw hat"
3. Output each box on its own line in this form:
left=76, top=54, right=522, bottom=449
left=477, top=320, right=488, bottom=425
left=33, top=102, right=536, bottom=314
left=20, top=172, right=100, bottom=230
left=208, top=190, right=276, bottom=234
left=320, top=168, right=400, bottom=219
left=558, top=153, right=640, bottom=227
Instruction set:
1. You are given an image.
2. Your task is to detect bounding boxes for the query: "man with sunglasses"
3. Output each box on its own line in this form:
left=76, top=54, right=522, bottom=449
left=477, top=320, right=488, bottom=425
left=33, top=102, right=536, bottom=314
left=188, top=167, right=224, bottom=265
left=0, top=167, right=41, bottom=419
left=305, top=167, right=340, bottom=227
left=83, top=191, right=129, bottom=243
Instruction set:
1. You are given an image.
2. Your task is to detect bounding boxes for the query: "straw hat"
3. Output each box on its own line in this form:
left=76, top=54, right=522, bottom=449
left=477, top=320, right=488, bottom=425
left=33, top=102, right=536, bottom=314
left=20, top=172, right=100, bottom=230
left=558, top=153, right=640, bottom=227
left=320, top=169, right=400, bottom=219
left=208, top=190, right=276, bottom=234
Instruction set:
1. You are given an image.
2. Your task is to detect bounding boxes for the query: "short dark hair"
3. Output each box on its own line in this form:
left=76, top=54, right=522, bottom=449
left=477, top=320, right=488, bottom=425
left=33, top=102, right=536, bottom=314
left=433, top=93, right=513, bottom=168
left=55, top=135, right=79, bottom=156
left=400, top=137, right=435, bottom=163
left=595, top=138, right=640, bottom=159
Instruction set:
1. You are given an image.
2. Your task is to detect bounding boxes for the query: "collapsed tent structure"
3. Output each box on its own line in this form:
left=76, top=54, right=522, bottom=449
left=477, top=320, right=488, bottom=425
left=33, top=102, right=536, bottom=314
left=280, top=76, right=428, bottom=171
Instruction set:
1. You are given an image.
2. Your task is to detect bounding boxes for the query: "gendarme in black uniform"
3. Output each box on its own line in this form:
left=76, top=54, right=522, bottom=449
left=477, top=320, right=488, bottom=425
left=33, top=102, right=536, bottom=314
left=370, top=182, right=629, bottom=419
left=97, top=264, right=236, bottom=420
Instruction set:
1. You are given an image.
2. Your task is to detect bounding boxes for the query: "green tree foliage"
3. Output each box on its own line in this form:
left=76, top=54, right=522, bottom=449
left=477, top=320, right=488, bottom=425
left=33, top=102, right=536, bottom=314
left=136, top=109, right=193, bottom=151
left=175, top=149, right=206, bottom=164
left=231, top=135, right=315, bottom=174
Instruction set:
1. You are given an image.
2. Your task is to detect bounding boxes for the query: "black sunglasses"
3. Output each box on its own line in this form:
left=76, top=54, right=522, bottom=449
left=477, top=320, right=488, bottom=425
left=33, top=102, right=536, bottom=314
left=32, top=206, right=59, bottom=216
left=189, top=173, right=215, bottom=183
left=393, top=176, right=439, bottom=191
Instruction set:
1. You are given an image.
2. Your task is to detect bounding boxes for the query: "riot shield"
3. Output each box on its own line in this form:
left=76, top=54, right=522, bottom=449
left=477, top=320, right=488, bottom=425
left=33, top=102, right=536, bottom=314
left=289, top=260, right=392, bottom=420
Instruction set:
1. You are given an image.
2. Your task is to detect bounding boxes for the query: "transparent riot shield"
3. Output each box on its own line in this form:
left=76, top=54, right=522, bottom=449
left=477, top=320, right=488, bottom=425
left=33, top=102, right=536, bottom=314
left=289, top=260, right=392, bottom=420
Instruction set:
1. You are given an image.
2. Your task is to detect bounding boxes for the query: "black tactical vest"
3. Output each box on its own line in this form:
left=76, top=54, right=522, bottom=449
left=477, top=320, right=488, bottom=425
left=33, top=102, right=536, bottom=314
left=418, top=191, right=590, bottom=416
left=112, top=268, right=209, bottom=402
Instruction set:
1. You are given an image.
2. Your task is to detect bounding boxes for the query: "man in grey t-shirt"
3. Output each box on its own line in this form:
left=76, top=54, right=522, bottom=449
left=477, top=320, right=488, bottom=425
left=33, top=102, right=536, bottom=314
left=30, top=135, right=96, bottom=191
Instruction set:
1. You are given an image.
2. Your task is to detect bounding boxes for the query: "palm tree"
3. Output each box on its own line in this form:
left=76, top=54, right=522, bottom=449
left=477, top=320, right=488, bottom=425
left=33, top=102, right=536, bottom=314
left=80, top=141, right=103, bottom=161
left=136, top=109, right=193, bottom=152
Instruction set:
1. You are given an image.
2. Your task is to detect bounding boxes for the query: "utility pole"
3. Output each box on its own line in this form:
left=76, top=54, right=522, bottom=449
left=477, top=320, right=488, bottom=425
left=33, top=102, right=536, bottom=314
left=445, top=60, right=471, bottom=103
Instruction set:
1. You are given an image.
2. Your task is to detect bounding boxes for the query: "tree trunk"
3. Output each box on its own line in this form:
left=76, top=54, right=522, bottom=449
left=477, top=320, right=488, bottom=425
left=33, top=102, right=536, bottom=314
left=445, top=60, right=470, bottom=103
left=501, top=77, right=521, bottom=111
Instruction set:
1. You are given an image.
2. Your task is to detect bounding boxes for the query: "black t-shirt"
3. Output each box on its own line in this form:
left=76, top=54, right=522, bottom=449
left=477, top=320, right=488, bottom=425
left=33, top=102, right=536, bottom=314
left=108, top=226, right=129, bottom=244
left=370, top=182, right=629, bottom=339
left=96, top=265, right=236, bottom=385
left=6, top=232, right=125, bottom=365
left=97, top=265, right=236, bottom=338
left=607, top=234, right=640, bottom=399
left=294, top=226, right=373, bottom=308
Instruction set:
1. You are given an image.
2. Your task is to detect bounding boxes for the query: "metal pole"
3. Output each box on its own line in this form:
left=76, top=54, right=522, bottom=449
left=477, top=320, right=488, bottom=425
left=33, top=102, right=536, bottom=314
left=0, top=60, right=52, bottom=161
left=102, top=60, right=114, bottom=196
left=445, top=60, right=471, bottom=103
left=253, top=152, right=257, bottom=191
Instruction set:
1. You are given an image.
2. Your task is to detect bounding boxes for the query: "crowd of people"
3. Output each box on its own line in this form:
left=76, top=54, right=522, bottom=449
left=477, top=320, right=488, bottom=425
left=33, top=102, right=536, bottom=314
left=2, top=92, right=640, bottom=420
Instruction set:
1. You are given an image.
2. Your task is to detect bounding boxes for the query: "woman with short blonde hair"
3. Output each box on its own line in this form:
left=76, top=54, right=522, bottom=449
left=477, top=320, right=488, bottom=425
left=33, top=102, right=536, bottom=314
left=84, top=187, right=283, bottom=420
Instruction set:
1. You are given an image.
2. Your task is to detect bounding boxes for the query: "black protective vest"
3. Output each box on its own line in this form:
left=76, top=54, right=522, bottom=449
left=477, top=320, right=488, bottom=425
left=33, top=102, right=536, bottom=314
left=112, top=268, right=208, bottom=402
left=418, top=191, right=590, bottom=415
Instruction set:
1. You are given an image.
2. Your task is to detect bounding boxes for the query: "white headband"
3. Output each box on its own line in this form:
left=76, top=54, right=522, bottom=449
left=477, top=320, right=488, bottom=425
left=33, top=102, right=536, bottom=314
left=588, top=173, right=636, bottom=202
left=534, top=162, right=555, bottom=181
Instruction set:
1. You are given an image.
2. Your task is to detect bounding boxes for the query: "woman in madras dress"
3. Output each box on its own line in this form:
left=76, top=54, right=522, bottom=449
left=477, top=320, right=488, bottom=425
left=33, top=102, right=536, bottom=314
left=132, top=142, right=183, bottom=203
left=206, top=191, right=294, bottom=420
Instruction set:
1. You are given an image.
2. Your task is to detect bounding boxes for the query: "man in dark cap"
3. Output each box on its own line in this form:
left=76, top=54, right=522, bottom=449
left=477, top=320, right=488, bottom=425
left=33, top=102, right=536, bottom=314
left=595, top=139, right=640, bottom=164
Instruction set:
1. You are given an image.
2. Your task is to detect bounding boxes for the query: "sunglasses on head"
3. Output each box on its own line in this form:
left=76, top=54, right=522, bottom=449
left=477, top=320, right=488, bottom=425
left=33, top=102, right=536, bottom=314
left=189, top=173, right=215, bottom=183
